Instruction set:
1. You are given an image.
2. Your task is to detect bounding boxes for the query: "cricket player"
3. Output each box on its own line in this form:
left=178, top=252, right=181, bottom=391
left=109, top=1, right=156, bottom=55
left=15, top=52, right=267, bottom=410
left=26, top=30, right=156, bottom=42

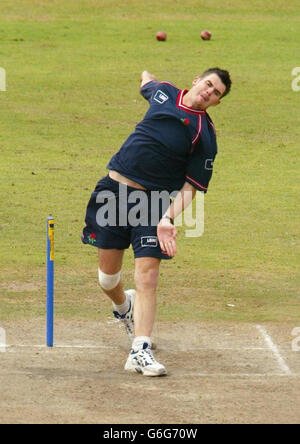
left=82, top=68, right=232, bottom=376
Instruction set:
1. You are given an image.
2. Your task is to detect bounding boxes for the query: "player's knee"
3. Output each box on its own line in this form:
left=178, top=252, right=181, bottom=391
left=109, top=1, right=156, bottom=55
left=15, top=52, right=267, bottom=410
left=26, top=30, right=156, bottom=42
left=135, top=267, right=159, bottom=292
left=98, top=268, right=121, bottom=291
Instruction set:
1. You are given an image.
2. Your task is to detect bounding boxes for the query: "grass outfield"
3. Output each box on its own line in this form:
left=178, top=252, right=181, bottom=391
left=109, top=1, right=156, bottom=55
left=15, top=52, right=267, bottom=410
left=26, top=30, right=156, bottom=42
left=0, top=0, right=299, bottom=323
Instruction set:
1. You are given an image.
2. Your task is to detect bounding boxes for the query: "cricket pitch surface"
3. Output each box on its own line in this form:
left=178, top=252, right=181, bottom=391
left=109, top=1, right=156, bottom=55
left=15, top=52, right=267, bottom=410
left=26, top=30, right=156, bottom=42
left=1, top=320, right=300, bottom=424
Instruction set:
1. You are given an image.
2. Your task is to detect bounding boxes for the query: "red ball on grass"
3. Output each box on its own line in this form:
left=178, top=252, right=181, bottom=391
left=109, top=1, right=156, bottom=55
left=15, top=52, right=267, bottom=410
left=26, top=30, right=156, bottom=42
left=156, top=31, right=167, bottom=41
left=201, top=30, right=212, bottom=40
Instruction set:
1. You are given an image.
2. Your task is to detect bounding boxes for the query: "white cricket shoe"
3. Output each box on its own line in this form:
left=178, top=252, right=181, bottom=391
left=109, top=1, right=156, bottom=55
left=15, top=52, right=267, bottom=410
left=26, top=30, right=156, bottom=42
left=124, top=342, right=167, bottom=377
left=113, top=289, right=135, bottom=341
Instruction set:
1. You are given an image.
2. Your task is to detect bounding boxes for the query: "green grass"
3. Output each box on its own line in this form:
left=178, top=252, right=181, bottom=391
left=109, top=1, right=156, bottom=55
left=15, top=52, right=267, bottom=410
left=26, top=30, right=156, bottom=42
left=0, top=0, right=299, bottom=323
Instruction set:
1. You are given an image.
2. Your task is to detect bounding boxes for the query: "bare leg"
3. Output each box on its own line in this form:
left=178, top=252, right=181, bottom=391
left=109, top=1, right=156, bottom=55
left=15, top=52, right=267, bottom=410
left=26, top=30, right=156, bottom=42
left=133, top=257, right=161, bottom=338
left=98, top=248, right=125, bottom=305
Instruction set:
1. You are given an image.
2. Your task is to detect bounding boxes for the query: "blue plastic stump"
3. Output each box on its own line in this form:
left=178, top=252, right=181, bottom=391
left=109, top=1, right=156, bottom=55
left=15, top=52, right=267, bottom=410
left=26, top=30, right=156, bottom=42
left=46, top=216, right=54, bottom=347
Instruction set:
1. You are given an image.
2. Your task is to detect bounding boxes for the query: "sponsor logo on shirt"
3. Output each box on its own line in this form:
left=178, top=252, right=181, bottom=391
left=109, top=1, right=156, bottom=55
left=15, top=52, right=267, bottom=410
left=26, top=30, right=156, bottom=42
left=141, top=236, right=158, bottom=247
left=153, top=90, right=169, bottom=104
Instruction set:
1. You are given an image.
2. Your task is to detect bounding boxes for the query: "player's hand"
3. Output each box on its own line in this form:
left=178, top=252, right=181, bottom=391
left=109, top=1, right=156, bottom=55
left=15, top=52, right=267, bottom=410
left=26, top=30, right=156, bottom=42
left=157, top=219, right=177, bottom=257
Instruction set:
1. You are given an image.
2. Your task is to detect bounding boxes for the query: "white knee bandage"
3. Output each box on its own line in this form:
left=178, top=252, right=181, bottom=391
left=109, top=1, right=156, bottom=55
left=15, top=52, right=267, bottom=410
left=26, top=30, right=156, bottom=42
left=98, top=268, right=121, bottom=291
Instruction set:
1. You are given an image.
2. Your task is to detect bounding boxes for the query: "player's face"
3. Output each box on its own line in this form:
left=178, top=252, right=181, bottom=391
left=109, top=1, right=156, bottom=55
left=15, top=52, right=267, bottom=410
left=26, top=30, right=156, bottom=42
left=190, top=73, right=226, bottom=110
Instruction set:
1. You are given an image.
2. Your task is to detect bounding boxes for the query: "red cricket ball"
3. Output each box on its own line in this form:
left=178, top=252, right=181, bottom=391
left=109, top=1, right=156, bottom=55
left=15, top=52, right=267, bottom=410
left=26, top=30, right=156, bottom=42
left=156, top=31, right=167, bottom=41
left=201, top=30, right=212, bottom=40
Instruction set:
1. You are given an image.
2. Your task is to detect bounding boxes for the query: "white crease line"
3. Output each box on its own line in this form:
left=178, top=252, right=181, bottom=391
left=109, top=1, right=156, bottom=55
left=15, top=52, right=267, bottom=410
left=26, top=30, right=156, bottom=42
left=177, top=373, right=299, bottom=378
left=0, top=371, right=298, bottom=378
left=256, top=325, right=292, bottom=375
left=6, top=344, right=114, bottom=349
left=5, top=344, right=268, bottom=351
left=159, top=346, right=267, bottom=352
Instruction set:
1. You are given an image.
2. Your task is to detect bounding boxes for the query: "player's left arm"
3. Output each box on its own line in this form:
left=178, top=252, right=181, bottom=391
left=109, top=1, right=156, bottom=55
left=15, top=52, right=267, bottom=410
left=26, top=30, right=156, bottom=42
left=140, top=71, right=160, bottom=102
left=140, top=70, right=157, bottom=88
left=157, top=181, right=197, bottom=257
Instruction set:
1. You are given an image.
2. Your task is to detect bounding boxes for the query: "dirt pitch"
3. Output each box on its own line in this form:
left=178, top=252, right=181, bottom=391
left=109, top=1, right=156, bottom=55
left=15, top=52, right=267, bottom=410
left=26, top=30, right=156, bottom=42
left=0, top=320, right=300, bottom=424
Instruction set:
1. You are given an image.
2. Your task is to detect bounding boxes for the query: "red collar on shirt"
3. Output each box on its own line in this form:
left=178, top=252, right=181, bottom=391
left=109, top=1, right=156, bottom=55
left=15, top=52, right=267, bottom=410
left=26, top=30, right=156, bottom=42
left=176, top=89, right=206, bottom=115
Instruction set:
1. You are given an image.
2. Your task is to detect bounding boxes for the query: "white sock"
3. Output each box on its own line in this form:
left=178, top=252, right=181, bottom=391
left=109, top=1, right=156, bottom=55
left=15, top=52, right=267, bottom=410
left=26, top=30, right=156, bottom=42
left=112, top=292, right=130, bottom=315
left=132, top=336, right=152, bottom=351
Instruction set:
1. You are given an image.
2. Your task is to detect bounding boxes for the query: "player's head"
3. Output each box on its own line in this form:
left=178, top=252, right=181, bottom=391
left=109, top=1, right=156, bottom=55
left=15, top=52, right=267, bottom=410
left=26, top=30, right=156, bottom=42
left=200, top=68, right=232, bottom=98
left=189, top=68, right=231, bottom=110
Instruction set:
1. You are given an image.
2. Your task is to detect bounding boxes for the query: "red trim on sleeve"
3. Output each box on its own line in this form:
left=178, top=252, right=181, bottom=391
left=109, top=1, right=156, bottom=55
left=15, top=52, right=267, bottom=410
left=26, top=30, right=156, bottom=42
left=186, top=175, right=208, bottom=191
left=159, top=81, right=177, bottom=88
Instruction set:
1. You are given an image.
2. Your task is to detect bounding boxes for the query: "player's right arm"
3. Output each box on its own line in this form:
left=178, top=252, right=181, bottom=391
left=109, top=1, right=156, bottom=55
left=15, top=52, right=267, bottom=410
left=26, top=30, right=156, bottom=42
left=157, top=181, right=197, bottom=257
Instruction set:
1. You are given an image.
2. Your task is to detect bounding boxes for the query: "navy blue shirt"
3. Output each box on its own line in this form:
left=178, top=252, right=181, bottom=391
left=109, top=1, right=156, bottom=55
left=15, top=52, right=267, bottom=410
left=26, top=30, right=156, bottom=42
left=107, top=80, right=218, bottom=193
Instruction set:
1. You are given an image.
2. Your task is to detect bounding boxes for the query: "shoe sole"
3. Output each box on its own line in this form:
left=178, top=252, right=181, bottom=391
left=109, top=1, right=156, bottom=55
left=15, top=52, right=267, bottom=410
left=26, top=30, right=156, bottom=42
left=124, top=362, right=167, bottom=377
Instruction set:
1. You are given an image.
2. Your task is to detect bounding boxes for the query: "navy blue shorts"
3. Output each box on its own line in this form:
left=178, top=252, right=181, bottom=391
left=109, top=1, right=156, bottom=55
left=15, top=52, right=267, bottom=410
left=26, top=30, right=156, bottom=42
left=81, top=175, right=172, bottom=259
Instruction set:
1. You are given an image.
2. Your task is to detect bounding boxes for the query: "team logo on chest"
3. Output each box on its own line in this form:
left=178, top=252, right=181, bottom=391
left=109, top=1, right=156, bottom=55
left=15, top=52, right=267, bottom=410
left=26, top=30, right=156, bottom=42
left=153, top=90, right=169, bottom=104
left=205, top=159, right=214, bottom=170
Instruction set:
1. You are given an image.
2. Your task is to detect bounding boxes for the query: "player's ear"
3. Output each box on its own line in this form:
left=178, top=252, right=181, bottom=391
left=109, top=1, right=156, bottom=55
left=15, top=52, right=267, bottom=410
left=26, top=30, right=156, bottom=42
left=192, top=76, right=201, bottom=86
